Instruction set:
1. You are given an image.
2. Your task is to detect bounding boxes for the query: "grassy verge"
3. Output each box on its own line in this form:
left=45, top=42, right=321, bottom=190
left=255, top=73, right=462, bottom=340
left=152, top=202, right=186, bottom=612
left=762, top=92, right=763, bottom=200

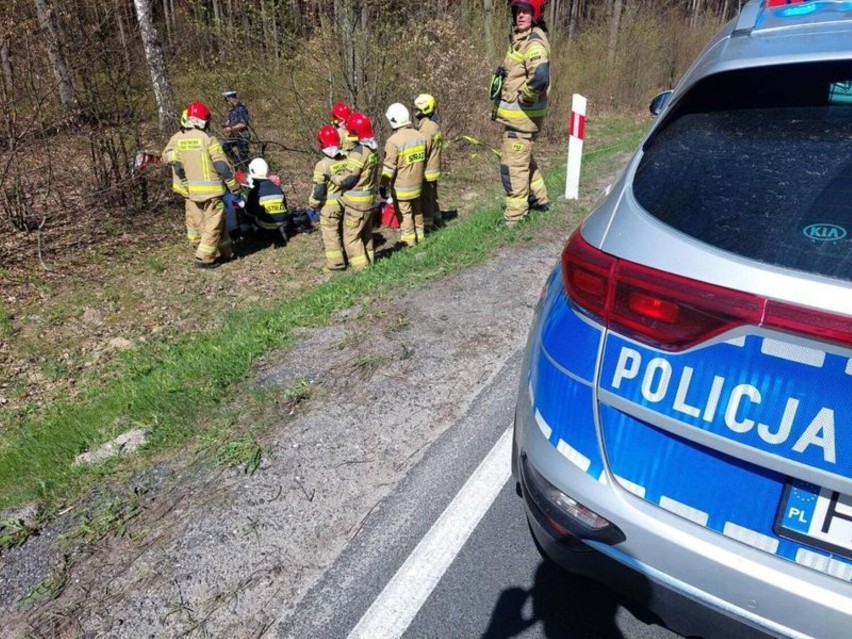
left=0, top=116, right=647, bottom=512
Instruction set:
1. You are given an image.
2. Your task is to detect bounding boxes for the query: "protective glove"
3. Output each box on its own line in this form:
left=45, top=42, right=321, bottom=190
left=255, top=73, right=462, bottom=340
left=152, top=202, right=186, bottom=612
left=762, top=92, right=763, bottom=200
left=518, top=86, right=538, bottom=106
left=385, top=194, right=394, bottom=204
left=233, top=196, right=246, bottom=209
left=307, top=207, right=319, bottom=224
left=379, top=186, right=388, bottom=201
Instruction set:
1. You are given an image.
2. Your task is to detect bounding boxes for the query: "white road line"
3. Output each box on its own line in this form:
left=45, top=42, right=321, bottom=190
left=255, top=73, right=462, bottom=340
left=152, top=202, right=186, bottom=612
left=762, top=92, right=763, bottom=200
left=347, top=426, right=513, bottom=639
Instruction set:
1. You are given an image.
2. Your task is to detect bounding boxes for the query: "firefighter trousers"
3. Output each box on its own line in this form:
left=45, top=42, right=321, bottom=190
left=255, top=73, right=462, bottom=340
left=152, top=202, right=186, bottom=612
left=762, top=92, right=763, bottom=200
left=421, top=181, right=441, bottom=229
left=320, top=203, right=346, bottom=270
left=500, top=130, right=549, bottom=222
left=343, top=206, right=374, bottom=270
left=185, top=199, right=202, bottom=246
left=395, top=197, right=423, bottom=247
left=192, top=197, right=233, bottom=264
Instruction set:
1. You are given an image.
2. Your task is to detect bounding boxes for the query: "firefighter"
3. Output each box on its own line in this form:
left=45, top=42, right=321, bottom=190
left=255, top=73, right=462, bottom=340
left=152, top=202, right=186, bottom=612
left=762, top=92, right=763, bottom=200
left=162, top=109, right=201, bottom=247
left=222, top=90, right=251, bottom=169
left=330, top=101, right=357, bottom=153
left=244, top=157, right=289, bottom=242
left=310, top=125, right=349, bottom=272
left=413, top=93, right=444, bottom=230
left=491, top=0, right=551, bottom=226
left=328, top=112, right=378, bottom=270
left=380, top=103, right=427, bottom=247
left=167, top=100, right=243, bottom=268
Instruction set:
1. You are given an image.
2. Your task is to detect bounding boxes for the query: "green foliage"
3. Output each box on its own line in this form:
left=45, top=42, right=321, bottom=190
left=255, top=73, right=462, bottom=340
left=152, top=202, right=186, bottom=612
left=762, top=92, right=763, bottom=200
left=215, top=437, right=264, bottom=475
left=18, top=566, right=69, bottom=607
left=145, top=256, right=165, bottom=274
left=0, top=302, right=13, bottom=337
left=0, top=516, right=40, bottom=551
left=60, top=488, right=144, bottom=545
left=0, top=117, right=646, bottom=513
left=352, top=353, right=390, bottom=379
left=283, top=378, right=312, bottom=405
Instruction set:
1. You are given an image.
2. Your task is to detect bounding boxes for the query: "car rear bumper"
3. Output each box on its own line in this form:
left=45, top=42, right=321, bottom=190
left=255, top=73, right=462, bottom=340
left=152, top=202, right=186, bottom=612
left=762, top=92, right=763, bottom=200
left=513, top=379, right=851, bottom=639
left=523, top=495, right=776, bottom=639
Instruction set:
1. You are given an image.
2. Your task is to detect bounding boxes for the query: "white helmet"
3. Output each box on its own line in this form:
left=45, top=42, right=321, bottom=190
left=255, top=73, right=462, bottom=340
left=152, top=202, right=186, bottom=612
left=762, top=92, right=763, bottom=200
left=385, top=103, right=411, bottom=129
left=248, top=158, right=269, bottom=180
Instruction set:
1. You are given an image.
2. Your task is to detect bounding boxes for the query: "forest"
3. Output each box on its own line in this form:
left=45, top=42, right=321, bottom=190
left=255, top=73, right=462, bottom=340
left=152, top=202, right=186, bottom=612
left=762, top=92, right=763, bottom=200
left=0, top=0, right=735, bottom=272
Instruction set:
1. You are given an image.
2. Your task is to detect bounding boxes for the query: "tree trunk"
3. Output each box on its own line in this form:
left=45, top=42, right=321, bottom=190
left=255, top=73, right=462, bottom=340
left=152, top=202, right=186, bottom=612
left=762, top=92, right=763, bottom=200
left=0, top=35, right=12, bottom=100
left=0, top=34, right=13, bottom=150
left=114, top=0, right=132, bottom=75
left=691, top=0, right=701, bottom=28
left=606, top=0, right=622, bottom=69
left=271, top=0, right=281, bottom=71
left=34, top=0, right=77, bottom=116
left=569, top=0, right=579, bottom=41
left=161, top=0, right=172, bottom=47
left=484, top=0, right=494, bottom=58
left=211, top=0, right=224, bottom=60
left=132, top=0, right=177, bottom=133
left=291, top=0, right=303, bottom=36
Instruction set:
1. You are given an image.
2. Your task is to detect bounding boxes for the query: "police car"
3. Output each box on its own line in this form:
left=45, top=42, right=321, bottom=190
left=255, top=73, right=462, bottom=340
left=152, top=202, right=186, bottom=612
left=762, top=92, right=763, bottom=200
left=512, top=1, right=852, bottom=637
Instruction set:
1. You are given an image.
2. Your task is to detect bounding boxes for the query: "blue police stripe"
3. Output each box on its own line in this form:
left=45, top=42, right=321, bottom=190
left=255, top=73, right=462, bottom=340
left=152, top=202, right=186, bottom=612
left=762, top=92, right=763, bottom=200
left=530, top=268, right=852, bottom=579
left=599, top=333, right=849, bottom=484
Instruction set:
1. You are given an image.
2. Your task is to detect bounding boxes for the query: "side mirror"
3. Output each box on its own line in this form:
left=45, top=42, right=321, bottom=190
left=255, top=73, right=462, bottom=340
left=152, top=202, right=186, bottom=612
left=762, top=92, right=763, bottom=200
left=649, top=91, right=673, bottom=117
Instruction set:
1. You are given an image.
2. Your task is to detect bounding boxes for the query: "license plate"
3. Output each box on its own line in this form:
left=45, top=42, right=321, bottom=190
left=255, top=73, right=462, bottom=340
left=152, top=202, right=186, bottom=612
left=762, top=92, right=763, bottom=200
left=775, top=480, right=852, bottom=560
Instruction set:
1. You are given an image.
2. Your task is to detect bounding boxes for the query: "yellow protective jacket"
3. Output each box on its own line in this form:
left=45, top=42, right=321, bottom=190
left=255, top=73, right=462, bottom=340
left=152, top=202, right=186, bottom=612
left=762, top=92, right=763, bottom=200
left=494, top=26, right=550, bottom=134
left=162, top=130, right=189, bottom=197
left=331, top=143, right=379, bottom=212
left=380, top=125, right=427, bottom=201
left=416, top=116, right=443, bottom=183
left=309, top=155, right=348, bottom=213
left=336, top=123, right=357, bottom=153
left=171, top=128, right=240, bottom=202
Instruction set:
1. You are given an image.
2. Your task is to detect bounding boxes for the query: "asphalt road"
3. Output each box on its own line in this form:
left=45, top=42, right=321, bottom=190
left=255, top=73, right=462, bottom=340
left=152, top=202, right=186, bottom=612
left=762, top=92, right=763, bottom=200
left=276, top=351, right=682, bottom=639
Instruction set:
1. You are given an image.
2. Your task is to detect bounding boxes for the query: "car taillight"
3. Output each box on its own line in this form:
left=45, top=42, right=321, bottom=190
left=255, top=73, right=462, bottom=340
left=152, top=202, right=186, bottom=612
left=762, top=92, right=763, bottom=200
left=561, top=229, right=851, bottom=351
left=764, top=301, right=852, bottom=348
left=562, top=229, right=615, bottom=319
left=610, top=256, right=763, bottom=350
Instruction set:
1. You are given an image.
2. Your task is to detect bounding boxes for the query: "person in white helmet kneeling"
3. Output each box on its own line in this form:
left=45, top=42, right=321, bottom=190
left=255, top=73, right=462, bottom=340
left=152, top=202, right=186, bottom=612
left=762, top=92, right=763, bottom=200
left=244, top=157, right=289, bottom=244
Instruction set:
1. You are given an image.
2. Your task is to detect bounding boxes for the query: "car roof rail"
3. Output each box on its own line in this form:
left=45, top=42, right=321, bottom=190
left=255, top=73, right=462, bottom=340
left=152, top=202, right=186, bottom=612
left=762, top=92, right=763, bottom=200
left=733, top=0, right=764, bottom=36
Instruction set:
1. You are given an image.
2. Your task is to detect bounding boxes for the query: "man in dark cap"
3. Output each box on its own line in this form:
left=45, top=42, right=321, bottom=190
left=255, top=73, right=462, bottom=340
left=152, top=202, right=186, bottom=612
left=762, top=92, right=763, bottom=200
left=222, top=90, right=251, bottom=169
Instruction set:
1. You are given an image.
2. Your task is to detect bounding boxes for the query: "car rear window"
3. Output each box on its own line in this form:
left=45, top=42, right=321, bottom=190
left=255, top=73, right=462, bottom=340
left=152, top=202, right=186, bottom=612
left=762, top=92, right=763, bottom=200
left=634, top=61, right=852, bottom=283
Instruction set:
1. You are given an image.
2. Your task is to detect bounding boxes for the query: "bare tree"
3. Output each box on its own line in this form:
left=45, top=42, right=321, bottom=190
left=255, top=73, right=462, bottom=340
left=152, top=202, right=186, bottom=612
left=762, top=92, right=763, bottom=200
left=0, top=34, right=12, bottom=99
left=484, top=0, right=495, bottom=57
left=113, top=0, right=132, bottom=75
left=132, top=0, right=177, bottom=133
left=33, top=0, right=77, bottom=115
left=161, top=0, right=173, bottom=47
left=607, top=0, right=623, bottom=68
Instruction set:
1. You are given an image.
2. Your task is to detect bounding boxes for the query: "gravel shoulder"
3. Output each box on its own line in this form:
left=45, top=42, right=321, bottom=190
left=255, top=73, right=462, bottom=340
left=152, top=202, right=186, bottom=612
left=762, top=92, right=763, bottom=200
left=0, top=218, right=568, bottom=638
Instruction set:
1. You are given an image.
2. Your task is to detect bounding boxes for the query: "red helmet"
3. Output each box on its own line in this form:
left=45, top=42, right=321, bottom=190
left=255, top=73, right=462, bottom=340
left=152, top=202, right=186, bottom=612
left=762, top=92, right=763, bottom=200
left=346, top=112, right=373, bottom=140
left=511, top=0, right=545, bottom=22
left=187, top=101, right=210, bottom=120
left=330, top=102, right=352, bottom=125
left=317, top=125, right=341, bottom=150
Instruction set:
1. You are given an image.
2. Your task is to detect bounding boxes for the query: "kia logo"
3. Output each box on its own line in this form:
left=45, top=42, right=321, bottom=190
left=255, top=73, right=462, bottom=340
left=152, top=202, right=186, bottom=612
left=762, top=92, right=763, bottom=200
left=803, top=223, right=847, bottom=241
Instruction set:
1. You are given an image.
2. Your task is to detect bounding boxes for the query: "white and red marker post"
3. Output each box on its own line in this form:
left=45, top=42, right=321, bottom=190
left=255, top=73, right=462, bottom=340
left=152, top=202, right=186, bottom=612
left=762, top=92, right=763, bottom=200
left=565, top=94, right=587, bottom=200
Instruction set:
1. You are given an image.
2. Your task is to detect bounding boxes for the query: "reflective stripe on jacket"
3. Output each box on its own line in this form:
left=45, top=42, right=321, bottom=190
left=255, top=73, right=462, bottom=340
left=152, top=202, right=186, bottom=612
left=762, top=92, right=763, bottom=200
left=380, top=126, right=427, bottom=201
left=309, top=156, right=347, bottom=213
left=331, top=144, right=378, bottom=212
left=416, top=117, right=443, bottom=182
left=494, top=26, right=550, bottom=134
left=336, top=123, right=356, bottom=153
left=162, top=130, right=189, bottom=197
left=247, top=179, right=288, bottom=229
left=174, top=129, right=240, bottom=202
